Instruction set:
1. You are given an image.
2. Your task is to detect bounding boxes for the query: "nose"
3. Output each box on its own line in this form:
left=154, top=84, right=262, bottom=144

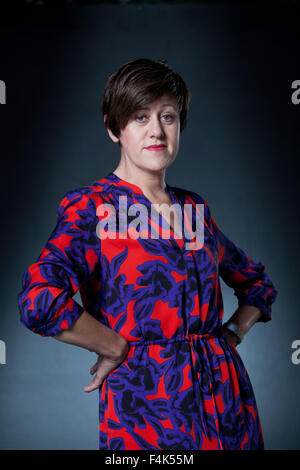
left=148, top=115, right=165, bottom=139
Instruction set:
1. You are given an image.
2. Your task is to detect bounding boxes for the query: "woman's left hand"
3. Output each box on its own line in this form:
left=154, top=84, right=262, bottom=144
left=221, top=325, right=240, bottom=348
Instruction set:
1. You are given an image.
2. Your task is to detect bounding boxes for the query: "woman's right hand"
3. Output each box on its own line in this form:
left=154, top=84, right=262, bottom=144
left=84, top=339, right=129, bottom=393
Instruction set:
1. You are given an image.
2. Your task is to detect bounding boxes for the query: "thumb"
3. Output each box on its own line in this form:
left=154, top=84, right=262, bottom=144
left=90, top=355, right=102, bottom=374
left=90, top=362, right=98, bottom=375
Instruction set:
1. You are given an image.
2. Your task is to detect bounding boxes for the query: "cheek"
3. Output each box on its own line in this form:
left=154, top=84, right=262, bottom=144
left=122, top=130, right=140, bottom=148
left=170, top=128, right=180, bottom=147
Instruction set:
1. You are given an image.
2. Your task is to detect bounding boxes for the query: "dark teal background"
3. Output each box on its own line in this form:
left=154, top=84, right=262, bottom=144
left=0, top=3, right=299, bottom=449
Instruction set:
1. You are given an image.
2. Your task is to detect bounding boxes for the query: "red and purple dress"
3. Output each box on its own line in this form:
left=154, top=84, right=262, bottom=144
left=17, top=171, right=278, bottom=450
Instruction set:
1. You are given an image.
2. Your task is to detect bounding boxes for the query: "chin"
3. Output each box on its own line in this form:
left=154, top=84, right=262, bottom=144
left=147, top=159, right=174, bottom=171
left=147, top=164, right=171, bottom=173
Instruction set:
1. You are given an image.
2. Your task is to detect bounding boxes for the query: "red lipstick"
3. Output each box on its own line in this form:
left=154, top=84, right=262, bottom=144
left=145, top=145, right=167, bottom=151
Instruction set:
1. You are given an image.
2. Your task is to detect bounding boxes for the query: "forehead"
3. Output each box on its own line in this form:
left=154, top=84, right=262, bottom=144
left=137, top=94, right=179, bottom=111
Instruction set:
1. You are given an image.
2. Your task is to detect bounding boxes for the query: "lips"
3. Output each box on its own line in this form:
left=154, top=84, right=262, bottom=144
left=145, top=145, right=167, bottom=150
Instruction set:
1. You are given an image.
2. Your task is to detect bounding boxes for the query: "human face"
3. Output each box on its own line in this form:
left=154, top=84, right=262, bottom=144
left=107, top=94, right=180, bottom=175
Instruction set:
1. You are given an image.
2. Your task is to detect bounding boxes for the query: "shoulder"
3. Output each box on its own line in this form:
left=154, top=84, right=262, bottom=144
left=57, top=179, right=108, bottom=218
left=171, top=185, right=211, bottom=212
left=170, top=184, right=203, bottom=201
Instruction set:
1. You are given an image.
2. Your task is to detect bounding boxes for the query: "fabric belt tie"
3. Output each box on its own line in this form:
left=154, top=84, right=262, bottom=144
left=128, top=331, right=221, bottom=347
left=128, top=330, right=223, bottom=441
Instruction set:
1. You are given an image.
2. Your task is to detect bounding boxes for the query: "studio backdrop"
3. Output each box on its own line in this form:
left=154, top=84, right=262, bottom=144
left=0, top=1, right=299, bottom=450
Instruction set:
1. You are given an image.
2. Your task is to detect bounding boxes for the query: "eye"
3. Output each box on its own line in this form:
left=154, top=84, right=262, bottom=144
left=162, top=114, right=175, bottom=122
left=134, top=113, right=176, bottom=123
left=135, top=114, right=147, bottom=122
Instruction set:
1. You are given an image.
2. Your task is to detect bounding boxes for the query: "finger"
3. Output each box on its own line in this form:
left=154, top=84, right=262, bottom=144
left=84, top=375, right=103, bottom=393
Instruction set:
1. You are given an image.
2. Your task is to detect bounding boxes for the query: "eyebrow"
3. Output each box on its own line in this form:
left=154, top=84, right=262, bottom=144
left=138, top=104, right=178, bottom=111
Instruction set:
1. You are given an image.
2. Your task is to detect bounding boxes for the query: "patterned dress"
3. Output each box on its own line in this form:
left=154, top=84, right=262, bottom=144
left=17, top=171, right=278, bottom=450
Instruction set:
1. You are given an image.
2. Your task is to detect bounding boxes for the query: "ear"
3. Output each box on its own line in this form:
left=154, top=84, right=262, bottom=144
left=106, top=127, right=120, bottom=144
left=103, top=114, right=120, bottom=143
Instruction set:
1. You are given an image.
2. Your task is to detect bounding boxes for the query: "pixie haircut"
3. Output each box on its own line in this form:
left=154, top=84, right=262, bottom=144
left=101, top=58, right=191, bottom=140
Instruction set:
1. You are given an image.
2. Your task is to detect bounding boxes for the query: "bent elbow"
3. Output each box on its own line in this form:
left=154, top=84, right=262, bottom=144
left=17, top=285, right=84, bottom=337
left=17, top=290, right=49, bottom=336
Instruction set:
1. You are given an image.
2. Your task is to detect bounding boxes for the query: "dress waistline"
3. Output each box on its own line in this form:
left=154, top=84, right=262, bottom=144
left=128, top=331, right=222, bottom=347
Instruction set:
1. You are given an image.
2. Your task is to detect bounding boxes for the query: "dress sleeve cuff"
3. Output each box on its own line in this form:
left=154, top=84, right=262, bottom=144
left=22, top=297, right=85, bottom=337
left=236, top=294, right=272, bottom=323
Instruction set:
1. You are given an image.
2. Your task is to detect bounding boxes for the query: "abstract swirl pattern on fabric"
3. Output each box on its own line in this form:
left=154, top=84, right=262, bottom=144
left=17, top=172, right=278, bottom=450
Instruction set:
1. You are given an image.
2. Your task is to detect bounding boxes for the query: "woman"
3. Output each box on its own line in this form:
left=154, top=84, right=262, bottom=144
left=17, top=58, right=278, bottom=450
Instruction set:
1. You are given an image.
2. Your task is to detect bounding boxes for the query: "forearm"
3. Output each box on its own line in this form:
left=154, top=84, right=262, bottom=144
left=227, top=305, right=262, bottom=336
left=54, top=310, right=128, bottom=359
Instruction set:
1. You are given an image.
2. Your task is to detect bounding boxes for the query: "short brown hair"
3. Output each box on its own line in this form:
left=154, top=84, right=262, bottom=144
left=101, top=58, right=191, bottom=139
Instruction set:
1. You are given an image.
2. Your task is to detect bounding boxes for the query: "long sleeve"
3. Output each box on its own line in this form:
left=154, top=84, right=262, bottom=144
left=17, top=189, right=101, bottom=337
left=206, top=201, right=278, bottom=323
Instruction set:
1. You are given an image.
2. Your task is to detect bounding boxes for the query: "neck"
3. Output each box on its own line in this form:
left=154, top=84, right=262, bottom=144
left=112, top=164, right=168, bottom=197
